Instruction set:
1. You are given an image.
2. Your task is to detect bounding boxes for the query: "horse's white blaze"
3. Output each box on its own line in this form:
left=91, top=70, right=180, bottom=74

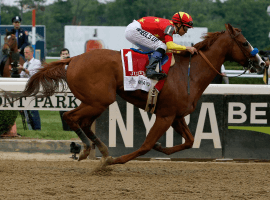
left=7, top=35, right=11, bottom=39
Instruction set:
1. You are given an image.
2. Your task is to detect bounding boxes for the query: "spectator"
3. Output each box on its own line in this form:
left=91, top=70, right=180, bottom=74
left=60, top=48, right=70, bottom=60
left=259, top=50, right=270, bottom=84
left=59, top=48, right=72, bottom=131
left=263, top=57, right=270, bottom=84
left=211, top=64, right=229, bottom=84
left=265, top=58, right=270, bottom=68
left=11, top=16, right=29, bottom=58
left=17, top=45, right=42, bottom=130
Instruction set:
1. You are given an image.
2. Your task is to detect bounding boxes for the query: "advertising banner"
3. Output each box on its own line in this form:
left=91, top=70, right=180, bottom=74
left=96, top=94, right=270, bottom=159
left=64, top=26, right=207, bottom=57
left=224, top=95, right=270, bottom=159
left=0, top=93, right=80, bottom=111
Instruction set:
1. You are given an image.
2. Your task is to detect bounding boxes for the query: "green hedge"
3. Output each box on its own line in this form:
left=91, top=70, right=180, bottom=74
left=229, top=77, right=264, bottom=84
left=0, top=110, right=18, bottom=135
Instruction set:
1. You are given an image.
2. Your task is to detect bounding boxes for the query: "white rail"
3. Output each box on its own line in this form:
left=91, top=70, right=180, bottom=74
left=45, top=56, right=61, bottom=60
left=223, top=70, right=263, bottom=78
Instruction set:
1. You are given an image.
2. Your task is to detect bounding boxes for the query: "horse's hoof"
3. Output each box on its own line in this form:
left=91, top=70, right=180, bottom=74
left=153, top=142, right=162, bottom=149
left=100, top=156, right=114, bottom=167
left=153, top=142, right=163, bottom=152
left=77, top=148, right=91, bottom=161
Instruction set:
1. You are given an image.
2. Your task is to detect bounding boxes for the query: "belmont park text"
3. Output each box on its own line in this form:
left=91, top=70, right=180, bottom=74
left=0, top=95, right=80, bottom=110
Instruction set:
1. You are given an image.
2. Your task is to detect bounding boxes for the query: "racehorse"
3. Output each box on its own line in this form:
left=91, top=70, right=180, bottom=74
left=1, top=30, right=25, bottom=77
left=2, top=24, right=265, bottom=167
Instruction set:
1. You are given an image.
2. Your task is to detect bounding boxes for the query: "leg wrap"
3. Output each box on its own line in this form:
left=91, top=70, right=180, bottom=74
left=75, top=128, right=91, bottom=148
left=88, top=133, right=98, bottom=142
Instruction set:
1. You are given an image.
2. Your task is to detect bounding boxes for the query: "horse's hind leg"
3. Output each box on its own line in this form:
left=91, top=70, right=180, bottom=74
left=152, top=117, right=194, bottom=155
left=106, top=115, right=175, bottom=165
left=63, top=103, right=109, bottom=161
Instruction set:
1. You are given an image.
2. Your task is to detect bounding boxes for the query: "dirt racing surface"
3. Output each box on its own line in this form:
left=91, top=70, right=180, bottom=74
left=0, top=152, right=270, bottom=200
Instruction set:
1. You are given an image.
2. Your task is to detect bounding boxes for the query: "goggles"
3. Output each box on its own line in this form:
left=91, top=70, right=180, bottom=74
left=184, top=21, right=193, bottom=27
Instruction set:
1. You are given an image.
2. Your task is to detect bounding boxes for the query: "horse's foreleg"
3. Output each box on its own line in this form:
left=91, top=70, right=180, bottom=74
left=152, top=117, right=194, bottom=155
left=106, top=115, right=175, bottom=165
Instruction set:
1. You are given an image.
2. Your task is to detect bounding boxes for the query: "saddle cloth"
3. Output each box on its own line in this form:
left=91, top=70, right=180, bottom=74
left=121, top=49, right=174, bottom=92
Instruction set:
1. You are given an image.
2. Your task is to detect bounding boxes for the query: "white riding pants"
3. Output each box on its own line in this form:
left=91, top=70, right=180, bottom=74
left=125, top=20, right=167, bottom=52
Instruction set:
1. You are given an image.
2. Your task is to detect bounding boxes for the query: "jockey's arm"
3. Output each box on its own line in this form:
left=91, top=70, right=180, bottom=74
left=164, top=33, right=187, bottom=51
left=166, top=41, right=186, bottom=51
left=164, top=33, right=197, bottom=54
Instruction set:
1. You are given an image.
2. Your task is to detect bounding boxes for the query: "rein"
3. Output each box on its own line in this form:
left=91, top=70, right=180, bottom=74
left=198, top=50, right=247, bottom=78
left=196, top=25, right=260, bottom=78
left=198, top=50, right=223, bottom=76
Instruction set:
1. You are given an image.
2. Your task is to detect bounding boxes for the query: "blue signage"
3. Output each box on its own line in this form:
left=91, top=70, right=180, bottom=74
left=0, top=25, right=46, bottom=61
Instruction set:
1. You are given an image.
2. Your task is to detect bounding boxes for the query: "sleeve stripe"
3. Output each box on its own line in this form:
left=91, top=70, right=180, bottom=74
left=164, top=25, right=174, bottom=37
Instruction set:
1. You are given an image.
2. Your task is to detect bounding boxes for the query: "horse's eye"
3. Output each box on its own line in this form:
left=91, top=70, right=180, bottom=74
left=243, top=42, right=248, bottom=47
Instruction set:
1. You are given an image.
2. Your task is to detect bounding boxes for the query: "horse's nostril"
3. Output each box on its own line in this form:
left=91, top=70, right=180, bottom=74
left=260, top=62, right=266, bottom=67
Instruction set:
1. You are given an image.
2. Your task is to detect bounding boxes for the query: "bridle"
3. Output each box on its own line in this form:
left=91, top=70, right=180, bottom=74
left=3, top=34, right=16, bottom=55
left=198, top=26, right=259, bottom=77
left=226, top=26, right=256, bottom=71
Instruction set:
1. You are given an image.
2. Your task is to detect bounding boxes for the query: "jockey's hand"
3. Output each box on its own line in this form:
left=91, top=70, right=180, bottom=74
left=186, top=46, right=198, bottom=54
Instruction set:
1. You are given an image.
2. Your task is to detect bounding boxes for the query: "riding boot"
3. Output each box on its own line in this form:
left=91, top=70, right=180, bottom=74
left=146, top=50, right=167, bottom=80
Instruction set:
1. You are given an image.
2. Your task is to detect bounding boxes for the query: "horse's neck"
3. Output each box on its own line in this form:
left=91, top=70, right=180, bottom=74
left=12, top=47, right=19, bottom=52
left=191, top=36, right=229, bottom=94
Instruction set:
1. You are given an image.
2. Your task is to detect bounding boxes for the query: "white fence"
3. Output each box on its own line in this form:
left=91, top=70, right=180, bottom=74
left=45, top=56, right=61, bottom=60
left=0, top=78, right=269, bottom=111
left=224, top=70, right=263, bottom=78
left=0, top=78, right=76, bottom=111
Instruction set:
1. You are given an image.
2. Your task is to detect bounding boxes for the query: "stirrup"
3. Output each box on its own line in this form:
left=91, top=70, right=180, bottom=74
left=146, top=69, right=167, bottom=80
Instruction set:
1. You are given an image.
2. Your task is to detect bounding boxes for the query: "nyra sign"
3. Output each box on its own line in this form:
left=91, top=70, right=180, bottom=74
left=96, top=94, right=270, bottom=159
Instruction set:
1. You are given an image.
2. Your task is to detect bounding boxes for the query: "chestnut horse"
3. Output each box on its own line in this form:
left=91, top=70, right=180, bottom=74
left=3, top=24, right=265, bottom=167
left=1, top=31, right=25, bottom=77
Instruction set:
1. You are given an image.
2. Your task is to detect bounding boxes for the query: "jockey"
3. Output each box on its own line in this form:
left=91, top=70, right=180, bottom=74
left=125, top=12, right=197, bottom=80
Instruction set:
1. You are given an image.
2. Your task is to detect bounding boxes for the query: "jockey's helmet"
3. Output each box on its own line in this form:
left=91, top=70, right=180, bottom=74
left=172, top=12, right=193, bottom=28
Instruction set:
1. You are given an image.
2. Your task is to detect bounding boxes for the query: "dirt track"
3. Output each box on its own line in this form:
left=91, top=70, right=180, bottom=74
left=0, top=152, right=270, bottom=200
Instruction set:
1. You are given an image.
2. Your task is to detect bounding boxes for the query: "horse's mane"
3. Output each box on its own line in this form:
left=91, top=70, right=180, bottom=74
left=194, top=28, right=241, bottom=51
left=179, top=28, right=241, bottom=57
left=193, top=30, right=225, bottom=51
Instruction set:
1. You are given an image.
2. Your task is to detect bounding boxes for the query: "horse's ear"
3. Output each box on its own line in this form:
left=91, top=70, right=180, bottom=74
left=225, top=23, right=235, bottom=35
left=5, top=29, right=8, bottom=33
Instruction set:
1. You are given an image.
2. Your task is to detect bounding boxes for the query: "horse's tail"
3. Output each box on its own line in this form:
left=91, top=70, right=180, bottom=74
left=3, top=58, right=73, bottom=100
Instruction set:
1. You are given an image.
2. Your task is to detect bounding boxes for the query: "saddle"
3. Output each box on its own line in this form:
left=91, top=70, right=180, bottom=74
left=121, top=49, right=175, bottom=113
